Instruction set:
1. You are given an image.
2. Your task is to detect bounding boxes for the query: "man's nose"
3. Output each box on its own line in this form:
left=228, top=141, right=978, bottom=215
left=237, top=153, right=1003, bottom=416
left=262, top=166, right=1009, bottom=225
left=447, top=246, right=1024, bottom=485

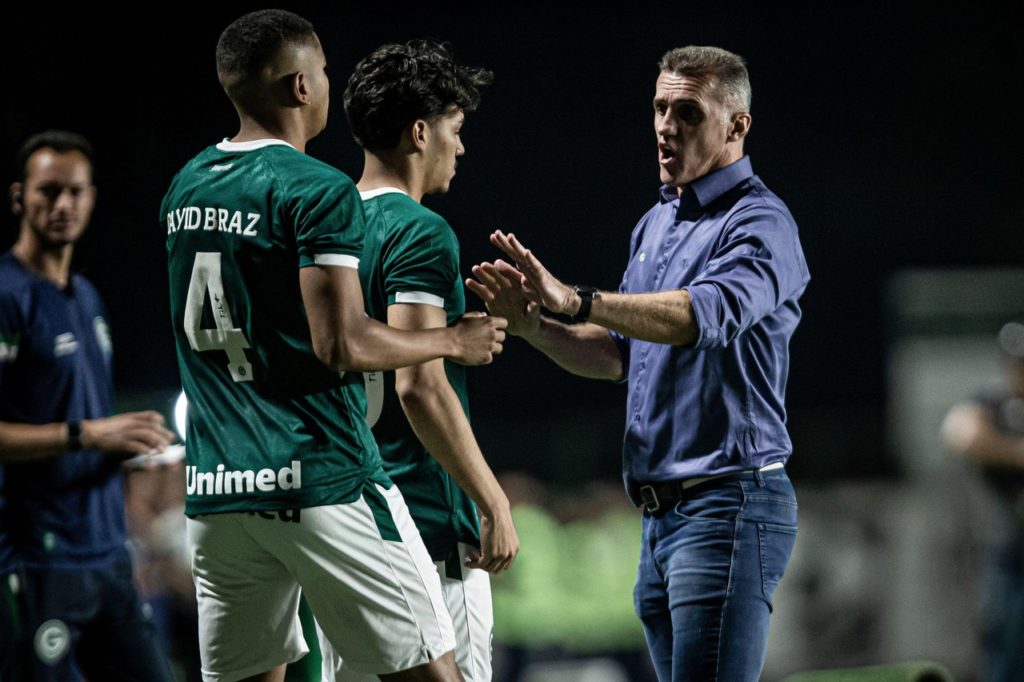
left=53, top=189, right=76, bottom=212
left=656, top=113, right=675, bottom=135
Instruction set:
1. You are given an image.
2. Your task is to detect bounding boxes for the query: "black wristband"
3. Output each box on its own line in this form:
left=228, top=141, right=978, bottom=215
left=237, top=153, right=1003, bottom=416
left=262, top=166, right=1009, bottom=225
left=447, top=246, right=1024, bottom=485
left=572, top=285, right=598, bottom=323
left=67, top=420, right=83, bottom=451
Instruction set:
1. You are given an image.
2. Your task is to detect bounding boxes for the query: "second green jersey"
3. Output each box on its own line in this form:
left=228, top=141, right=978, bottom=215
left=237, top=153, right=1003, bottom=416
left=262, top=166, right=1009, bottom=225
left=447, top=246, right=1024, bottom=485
left=357, top=188, right=480, bottom=562
left=162, top=139, right=388, bottom=515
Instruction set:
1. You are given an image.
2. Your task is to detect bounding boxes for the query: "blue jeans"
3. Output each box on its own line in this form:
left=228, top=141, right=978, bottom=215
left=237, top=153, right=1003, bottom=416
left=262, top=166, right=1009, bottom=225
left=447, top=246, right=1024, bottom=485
left=633, top=468, right=797, bottom=682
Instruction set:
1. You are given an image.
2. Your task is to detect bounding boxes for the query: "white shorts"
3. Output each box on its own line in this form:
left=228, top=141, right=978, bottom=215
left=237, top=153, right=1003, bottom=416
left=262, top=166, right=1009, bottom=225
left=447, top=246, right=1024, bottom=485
left=187, top=483, right=456, bottom=682
left=319, top=541, right=493, bottom=682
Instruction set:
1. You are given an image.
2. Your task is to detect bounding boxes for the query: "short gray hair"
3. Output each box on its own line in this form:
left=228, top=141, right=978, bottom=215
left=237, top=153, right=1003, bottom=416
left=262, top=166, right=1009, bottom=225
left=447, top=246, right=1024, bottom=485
left=658, top=46, right=751, bottom=116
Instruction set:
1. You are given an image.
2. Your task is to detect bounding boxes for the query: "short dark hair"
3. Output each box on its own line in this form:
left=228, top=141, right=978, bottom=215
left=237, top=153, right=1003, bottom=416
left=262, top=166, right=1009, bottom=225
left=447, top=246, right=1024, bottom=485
left=344, top=39, right=493, bottom=152
left=16, top=130, right=93, bottom=183
left=216, top=9, right=316, bottom=92
left=659, top=45, right=751, bottom=115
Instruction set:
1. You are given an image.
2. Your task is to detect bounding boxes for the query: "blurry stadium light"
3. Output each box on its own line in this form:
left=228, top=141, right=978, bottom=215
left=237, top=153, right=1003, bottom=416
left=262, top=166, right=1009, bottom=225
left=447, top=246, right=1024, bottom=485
left=174, top=391, right=188, bottom=441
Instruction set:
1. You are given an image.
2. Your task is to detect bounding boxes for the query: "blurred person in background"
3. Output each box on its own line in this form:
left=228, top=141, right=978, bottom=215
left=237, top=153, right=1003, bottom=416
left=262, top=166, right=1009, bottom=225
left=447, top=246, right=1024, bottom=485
left=0, top=129, right=176, bottom=681
left=942, top=317, right=1024, bottom=682
left=124, top=457, right=197, bottom=681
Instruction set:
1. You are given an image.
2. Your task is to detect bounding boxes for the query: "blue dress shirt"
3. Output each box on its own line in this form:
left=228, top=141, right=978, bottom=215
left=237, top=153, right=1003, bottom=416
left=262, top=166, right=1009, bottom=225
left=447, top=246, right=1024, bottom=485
left=610, top=156, right=810, bottom=505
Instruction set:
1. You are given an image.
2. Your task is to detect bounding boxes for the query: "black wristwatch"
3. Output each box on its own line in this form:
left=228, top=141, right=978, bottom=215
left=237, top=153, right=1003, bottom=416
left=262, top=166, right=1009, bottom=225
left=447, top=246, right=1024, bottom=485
left=67, top=420, right=83, bottom=451
left=572, top=285, right=599, bottom=323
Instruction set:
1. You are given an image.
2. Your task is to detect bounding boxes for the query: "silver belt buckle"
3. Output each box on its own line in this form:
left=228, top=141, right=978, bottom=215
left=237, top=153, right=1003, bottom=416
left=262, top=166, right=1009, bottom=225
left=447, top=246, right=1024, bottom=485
left=639, top=485, right=660, bottom=513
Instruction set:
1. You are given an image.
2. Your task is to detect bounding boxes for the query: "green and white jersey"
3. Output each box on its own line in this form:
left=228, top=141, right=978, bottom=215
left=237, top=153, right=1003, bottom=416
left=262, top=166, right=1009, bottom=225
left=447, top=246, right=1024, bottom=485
left=358, top=188, right=480, bottom=562
left=162, top=139, right=387, bottom=515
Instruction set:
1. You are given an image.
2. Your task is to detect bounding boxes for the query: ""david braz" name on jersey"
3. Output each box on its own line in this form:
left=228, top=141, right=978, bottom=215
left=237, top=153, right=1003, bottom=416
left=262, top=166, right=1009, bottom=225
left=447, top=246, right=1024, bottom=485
left=166, top=206, right=261, bottom=237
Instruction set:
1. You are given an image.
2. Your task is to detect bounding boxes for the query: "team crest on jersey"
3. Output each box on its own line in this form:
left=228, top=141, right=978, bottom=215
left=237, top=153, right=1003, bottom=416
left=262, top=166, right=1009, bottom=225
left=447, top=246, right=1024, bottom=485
left=34, top=619, right=71, bottom=665
left=93, top=316, right=112, bottom=356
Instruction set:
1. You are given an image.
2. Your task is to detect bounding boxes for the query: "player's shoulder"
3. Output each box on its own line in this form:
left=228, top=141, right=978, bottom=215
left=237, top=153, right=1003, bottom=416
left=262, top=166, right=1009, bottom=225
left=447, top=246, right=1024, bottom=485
left=365, top=190, right=452, bottom=237
left=265, top=145, right=352, bottom=185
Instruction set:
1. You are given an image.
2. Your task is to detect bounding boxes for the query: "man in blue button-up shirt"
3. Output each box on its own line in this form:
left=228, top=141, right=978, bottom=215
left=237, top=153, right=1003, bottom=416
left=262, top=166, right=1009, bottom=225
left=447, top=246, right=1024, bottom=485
left=469, top=45, right=809, bottom=681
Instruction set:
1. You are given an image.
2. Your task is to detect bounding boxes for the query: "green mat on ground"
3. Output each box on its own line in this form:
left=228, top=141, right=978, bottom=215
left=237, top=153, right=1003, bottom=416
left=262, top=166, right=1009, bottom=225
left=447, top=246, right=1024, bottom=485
left=781, top=660, right=954, bottom=682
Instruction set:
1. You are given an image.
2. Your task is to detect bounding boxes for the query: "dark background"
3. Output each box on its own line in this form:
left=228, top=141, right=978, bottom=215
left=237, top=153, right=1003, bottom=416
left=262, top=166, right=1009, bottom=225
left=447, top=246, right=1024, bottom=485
left=3, top=3, right=1021, bottom=486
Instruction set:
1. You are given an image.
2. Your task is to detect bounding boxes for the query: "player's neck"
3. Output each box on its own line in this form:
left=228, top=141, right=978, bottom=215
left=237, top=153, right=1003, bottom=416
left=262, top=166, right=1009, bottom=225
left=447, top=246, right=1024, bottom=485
left=358, top=152, right=423, bottom=202
left=229, top=116, right=308, bottom=153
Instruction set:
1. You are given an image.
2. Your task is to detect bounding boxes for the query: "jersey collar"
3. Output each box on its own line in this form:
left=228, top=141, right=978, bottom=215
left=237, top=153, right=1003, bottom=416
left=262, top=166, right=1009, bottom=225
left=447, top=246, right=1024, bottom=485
left=215, top=138, right=296, bottom=152
left=359, top=187, right=408, bottom=200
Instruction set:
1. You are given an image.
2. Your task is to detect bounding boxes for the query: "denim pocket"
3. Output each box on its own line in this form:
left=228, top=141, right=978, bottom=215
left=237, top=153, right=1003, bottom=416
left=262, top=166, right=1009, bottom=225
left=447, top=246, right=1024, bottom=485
left=757, top=521, right=797, bottom=611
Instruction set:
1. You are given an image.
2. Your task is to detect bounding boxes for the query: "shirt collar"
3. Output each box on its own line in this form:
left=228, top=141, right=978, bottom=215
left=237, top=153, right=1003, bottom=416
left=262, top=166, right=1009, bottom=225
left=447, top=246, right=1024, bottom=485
left=658, top=155, right=754, bottom=215
left=359, top=187, right=409, bottom=200
left=215, top=138, right=295, bottom=152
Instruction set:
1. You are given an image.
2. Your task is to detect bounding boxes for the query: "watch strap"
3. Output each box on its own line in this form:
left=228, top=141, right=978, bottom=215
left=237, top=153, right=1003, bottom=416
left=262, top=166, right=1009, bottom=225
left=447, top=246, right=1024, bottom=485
left=67, top=420, right=83, bottom=451
left=573, top=285, right=598, bottom=323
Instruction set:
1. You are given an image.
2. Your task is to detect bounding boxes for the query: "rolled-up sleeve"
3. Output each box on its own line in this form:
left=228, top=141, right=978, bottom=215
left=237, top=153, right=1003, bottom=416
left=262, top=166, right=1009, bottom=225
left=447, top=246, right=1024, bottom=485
left=686, top=206, right=808, bottom=350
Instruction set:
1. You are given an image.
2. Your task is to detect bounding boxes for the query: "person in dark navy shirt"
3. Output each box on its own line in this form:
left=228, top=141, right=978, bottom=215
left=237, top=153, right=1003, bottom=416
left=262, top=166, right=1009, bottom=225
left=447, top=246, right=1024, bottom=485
left=0, top=130, right=176, bottom=681
left=469, top=46, right=809, bottom=681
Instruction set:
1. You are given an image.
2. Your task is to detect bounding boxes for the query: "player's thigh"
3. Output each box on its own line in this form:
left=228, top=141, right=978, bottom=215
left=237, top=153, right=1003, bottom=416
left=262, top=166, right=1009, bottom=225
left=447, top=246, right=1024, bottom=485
left=437, top=543, right=493, bottom=682
left=288, top=484, right=454, bottom=676
left=188, top=513, right=306, bottom=681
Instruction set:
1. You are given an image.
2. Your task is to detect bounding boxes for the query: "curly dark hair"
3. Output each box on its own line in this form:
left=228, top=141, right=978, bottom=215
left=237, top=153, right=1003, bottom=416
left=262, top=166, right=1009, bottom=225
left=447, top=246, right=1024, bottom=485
left=344, top=39, right=493, bottom=152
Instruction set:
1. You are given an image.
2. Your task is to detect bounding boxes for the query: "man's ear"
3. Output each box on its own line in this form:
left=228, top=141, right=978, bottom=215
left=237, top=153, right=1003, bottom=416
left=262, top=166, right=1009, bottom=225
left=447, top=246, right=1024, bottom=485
left=9, top=182, right=23, bottom=216
left=291, top=71, right=310, bottom=105
left=728, top=112, right=752, bottom=142
left=410, top=119, right=429, bottom=151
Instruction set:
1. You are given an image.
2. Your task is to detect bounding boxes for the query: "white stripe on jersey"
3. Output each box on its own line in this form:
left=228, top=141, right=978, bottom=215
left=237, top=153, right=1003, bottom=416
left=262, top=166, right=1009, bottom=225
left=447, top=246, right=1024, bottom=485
left=395, top=291, right=445, bottom=308
left=314, top=254, right=360, bottom=269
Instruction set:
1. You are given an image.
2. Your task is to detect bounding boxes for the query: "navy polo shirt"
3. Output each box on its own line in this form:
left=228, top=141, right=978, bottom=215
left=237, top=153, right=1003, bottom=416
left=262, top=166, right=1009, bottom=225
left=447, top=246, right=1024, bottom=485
left=610, top=156, right=810, bottom=505
left=0, top=251, right=127, bottom=568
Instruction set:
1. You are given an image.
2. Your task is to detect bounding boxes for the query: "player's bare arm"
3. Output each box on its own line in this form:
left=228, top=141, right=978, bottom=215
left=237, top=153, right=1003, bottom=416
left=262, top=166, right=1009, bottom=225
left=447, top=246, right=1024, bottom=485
left=389, top=302, right=519, bottom=573
left=301, top=264, right=505, bottom=370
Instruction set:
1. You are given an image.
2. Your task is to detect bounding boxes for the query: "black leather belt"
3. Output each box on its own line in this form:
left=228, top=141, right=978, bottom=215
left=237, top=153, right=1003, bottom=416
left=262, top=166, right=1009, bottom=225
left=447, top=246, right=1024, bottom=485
left=638, top=462, right=784, bottom=514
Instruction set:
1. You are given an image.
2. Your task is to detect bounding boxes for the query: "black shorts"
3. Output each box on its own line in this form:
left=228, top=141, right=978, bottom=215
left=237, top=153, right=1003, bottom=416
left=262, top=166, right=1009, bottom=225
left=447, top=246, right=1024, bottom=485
left=11, top=549, right=174, bottom=682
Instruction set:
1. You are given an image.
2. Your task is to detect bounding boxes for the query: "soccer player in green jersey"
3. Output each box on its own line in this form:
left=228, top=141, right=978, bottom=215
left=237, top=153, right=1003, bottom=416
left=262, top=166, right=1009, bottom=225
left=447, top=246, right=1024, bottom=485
left=161, top=10, right=506, bottom=682
left=316, top=40, right=520, bottom=682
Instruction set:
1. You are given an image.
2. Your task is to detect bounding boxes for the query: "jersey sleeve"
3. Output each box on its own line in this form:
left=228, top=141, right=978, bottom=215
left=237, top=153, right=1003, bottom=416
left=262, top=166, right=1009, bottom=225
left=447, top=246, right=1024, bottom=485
left=0, top=285, right=23, bottom=394
left=290, top=163, right=367, bottom=270
left=382, top=213, right=459, bottom=309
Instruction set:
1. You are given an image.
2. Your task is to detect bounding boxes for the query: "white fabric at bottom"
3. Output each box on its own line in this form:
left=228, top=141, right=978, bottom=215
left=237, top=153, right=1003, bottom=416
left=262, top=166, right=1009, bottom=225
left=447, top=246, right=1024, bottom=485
left=319, top=541, right=493, bottom=682
left=188, top=483, right=455, bottom=682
